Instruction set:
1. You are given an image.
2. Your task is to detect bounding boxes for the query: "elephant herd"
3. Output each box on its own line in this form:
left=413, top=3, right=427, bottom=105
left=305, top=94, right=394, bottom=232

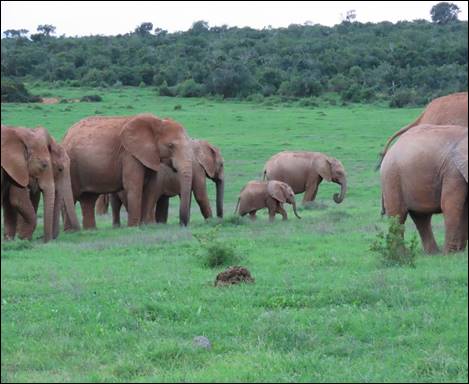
left=1, top=91, right=468, bottom=254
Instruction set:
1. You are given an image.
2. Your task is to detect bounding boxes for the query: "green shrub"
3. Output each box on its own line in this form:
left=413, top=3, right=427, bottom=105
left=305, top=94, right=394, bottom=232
left=158, top=81, right=175, bottom=97
left=193, top=225, right=241, bottom=268
left=370, top=216, right=418, bottom=267
left=80, top=94, right=102, bottom=102
left=1, top=78, right=41, bottom=103
left=176, top=79, right=206, bottom=97
left=389, top=89, right=418, bottom=108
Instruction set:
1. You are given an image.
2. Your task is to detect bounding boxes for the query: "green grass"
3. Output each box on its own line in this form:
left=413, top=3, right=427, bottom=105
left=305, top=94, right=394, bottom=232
left=1, top=86, right=467, bottom=382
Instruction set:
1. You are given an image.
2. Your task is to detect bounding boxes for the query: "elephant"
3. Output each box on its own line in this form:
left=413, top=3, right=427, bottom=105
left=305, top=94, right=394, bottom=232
left=377, top=91, right=468, bottom=169
left=95, top=138, right=224, bottom=226
left=1, top=125, right=56, bottom=242
left=380, top=124, right=468, bottom=254
left=263, top=151, right=347, bottom=205
left=62, top=114, right=193, bottom=229
left=235, top=180, right=301, bottom=221
left=17, top=135, right=80, bottom=239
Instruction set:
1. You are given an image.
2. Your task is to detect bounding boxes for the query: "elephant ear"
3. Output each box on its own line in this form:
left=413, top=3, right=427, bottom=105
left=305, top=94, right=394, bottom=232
left=267, top=181, right=287, bottom=203
left=120, top=116, right=161, bottom=172
left=316, top=156, right=333, bottom=182
left=452, top=136, right=468, bottom=183
left=196, top=140, right=223, bottom=179
left=0, top=126, right=30, bottom=187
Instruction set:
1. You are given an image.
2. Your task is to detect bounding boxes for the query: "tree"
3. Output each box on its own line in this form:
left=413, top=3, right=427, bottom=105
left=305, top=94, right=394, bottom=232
left=37, top=24, right=56, bottom=36
left=190, top=20, right=209, bottom=35
left=134, top=22, right=153, bottom=36
left=342, top=10, right=356, bottom=23
left=430, top=2, right=460, bottom=24
left=3, top=29, right=28, bottom=38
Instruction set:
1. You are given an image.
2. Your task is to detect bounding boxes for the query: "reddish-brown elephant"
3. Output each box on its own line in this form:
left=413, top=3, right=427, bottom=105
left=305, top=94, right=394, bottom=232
left=17, top=135, right=80, bottom=239
left=263, top=151, right=347, bottom=205
left=381, top=124, right=467, bottom=254
left=1, top=125, right=56, bottom=242
left=95, top=139, right=224, bottom=226
left=62, top=114, right=193, bottom=229
left=235, top=180, right=301, bottom=222
left=377, top=91, right=468, bottom=169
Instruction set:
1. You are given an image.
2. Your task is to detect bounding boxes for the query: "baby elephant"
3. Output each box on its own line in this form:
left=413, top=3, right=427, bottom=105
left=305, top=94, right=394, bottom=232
left=235, top=180, right=301, bottom=221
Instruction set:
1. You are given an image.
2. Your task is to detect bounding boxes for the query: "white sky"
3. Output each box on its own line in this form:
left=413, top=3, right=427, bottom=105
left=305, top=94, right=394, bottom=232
left=1, top=1, right=468, bottom=37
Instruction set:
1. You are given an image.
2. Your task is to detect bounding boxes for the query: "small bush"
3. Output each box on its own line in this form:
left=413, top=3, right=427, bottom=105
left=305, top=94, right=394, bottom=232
left=389, top=89, right=418, bottom=108
left=370, top=217, right=418, bottom=267
left=1, top=77, right=41, bottom=103
left=174, top=104, right=182, bottom=110
left=193, top=225, right=241, bottom=268
left=80, top=94, right=102, bottom=102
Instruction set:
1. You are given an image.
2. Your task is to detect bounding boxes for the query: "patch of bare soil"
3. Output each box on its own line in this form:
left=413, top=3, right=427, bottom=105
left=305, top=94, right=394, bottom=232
left=41, top=97, right=60, bottom=104
left=214, top=266, right=255, bottom=287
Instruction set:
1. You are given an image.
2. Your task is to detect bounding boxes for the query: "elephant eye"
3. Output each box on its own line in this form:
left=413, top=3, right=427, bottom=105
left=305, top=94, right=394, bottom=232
left=167, top=143, right=175, bottom=150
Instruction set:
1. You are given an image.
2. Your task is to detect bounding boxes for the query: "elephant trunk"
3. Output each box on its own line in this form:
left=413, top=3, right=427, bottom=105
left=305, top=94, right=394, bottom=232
left=41, top=185, right=55, bottom=242
left=61, top=167, right=80, bottom=232
left=52, top=185, right=63, bottom=239
left=178, top=166, right=193, bottom=226
left=216, top=178, right=224, bottom=218
left=333, top=178, right=347, bottom=204
left=292, top=200, right=301, bottom=219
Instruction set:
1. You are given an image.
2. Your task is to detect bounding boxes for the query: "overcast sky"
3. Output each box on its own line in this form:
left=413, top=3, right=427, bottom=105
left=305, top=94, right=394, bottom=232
left=2, top=1, right=468, bottom=36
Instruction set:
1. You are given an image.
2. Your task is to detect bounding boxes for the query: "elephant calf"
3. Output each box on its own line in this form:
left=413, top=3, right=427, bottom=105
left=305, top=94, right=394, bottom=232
left=235, top=180, right=301, bottom=221
left=263, top=151, right=347, bottom=204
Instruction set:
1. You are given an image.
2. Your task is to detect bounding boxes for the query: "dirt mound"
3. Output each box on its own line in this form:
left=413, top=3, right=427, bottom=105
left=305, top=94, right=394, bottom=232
left=214, top=266, right=255, bottom=287
left=41, top=97, right=60, bottom=104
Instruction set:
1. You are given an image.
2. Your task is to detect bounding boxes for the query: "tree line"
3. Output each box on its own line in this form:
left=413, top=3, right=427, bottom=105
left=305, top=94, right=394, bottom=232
left=1, top=11, right=467, bottom=106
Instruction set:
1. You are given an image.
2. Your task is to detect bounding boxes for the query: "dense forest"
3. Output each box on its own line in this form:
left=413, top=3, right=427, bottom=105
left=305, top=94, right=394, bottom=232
left=1, top=16, right=468, bottom=106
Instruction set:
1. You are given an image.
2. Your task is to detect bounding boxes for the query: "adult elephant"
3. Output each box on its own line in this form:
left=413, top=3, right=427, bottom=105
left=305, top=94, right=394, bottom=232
left=17, top=135, right=80, bottom=239
left=1, top=125, right=56, bottom=242
left=62, top=114, right=193, bottom=229
left=381, top=124, right=467, bottom=254
left=263, top=151, right=347, bottom=204
left=377, top=91, right=468, bottom=169
left=96, top=139, right=224, bottom=226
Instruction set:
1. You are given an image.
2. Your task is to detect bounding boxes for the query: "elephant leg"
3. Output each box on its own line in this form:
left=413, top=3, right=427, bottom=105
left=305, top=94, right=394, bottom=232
left=249, top=211, right=257, bottom=221
left=441, top=183, right=467, bottom=253
left=141, top=173, right=161, bottom=224
left=458, top=200, right=468, bottom=251
left=303, top=178, right=320, bottom=204
left=409, top=211, right=439, bottom=254
left=9, top=186, right=36, bottom=240
left=155, top=196, right=170, bottom=224
left=123, top=158, right=145, bottom=227
left=79, top=193, right=99, bottom=229
left=266, top=202, right=277, bottom=222
left=110, top=193, right=122, bottom=228
left=3, top=193, right=18, bottom=240
left=276, top=204, right=288, bottom=221
left=193, top=175, right=212, bottom=220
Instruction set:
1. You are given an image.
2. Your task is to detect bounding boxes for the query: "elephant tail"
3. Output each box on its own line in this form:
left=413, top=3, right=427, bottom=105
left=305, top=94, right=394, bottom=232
left=375, top=116, right=422, bottom=171
left=234, top=197, right=241, bottom=214
left=262, top=169, right=267, bottom=181
left=380, top=193, right=385, bottom=216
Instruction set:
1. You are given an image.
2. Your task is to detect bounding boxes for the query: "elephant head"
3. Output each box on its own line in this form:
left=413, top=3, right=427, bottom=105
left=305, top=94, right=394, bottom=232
left=1, top=126, right=55, bottom=242
left=48, top=137, right=80, bottom=238
left=120, top=114, right=193, bottom=226
left=194, top=140, right=224, bottom=218
left=267, top=181, right=301, bottom=219
left=316, top=156, right=347, bottom=204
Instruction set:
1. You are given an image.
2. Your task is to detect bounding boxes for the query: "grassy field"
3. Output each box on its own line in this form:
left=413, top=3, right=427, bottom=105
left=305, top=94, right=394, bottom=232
left=1, top=86, right=467, bottom=382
